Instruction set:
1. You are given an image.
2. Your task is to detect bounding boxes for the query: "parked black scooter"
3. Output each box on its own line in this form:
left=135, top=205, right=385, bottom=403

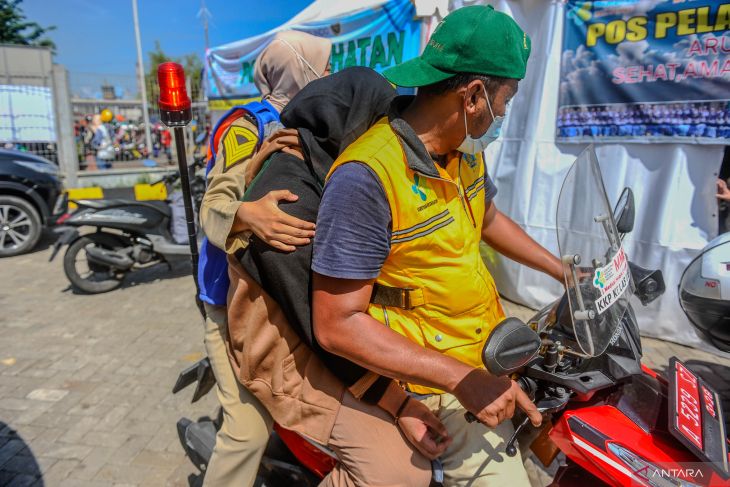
left=49, top=157, right=206, bottom=293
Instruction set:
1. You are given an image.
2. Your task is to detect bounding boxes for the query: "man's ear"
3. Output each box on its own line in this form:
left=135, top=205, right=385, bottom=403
left=464, top=80, right=485, bottom=113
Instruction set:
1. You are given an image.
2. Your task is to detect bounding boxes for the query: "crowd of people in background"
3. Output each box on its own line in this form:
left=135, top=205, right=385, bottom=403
left=557, top=101, right=730, bottom=139
left=73, top=111, right=209, bottom=170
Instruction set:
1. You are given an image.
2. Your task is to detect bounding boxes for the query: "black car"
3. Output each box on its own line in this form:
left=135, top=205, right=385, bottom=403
left=0, top=149, right=66, bottom=257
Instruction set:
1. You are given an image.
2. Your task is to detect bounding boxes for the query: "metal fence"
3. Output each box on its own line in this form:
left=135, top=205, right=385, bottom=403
left=0, top=46, right=67, bottom=167
left=2, top=141, right=59, bottom=164
left=2, top=46, right=209, bottom=183
left=70, top=71, right=208, bottom=172
left=72, top=99, right=208, bottom=171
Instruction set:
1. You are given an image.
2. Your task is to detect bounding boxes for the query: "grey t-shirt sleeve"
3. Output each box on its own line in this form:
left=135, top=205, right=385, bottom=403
left=484, top=172, right=497, bottom=204
left=312, top=162, right=392, bottom=280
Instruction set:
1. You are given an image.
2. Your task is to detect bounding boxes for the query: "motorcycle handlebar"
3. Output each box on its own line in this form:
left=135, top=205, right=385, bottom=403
left=464, top=376, right=534, bottom=424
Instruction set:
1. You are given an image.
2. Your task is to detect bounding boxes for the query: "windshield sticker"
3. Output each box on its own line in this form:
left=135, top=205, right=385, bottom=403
left=592, top=247, right=630, bottom=315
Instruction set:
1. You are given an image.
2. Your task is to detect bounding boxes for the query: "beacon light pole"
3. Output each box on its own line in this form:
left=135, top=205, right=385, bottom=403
left=157, top=62, right=204, bottom=317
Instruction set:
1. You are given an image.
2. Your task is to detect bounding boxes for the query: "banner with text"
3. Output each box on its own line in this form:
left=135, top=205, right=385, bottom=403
left=558, top=0, right=730, bottom=143
left=206, top=0, right=420, bottom=109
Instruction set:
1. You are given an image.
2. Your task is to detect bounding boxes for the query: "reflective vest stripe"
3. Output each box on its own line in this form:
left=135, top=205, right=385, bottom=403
left=391, top=216, right=455, bottom=245
left=391, top=209, right=450, bottom=237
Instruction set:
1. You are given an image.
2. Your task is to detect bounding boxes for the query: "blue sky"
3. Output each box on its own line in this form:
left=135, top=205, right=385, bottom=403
left=23, top=0, right=311, bottom=98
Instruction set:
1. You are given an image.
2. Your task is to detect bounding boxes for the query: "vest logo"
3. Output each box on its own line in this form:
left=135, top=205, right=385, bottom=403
left=411, top=174, right=428, bottom=201
left=463, top=153, right=477, bottom=169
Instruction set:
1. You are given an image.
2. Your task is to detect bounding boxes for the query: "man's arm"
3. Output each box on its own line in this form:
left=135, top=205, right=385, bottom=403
left=200, top=118, right=259, bottom=252
left=312, top=163, right=540, bottom=427
left=481, top=200, right=563, bottom=282
left=313, top=274, right=473, bottom=390
left=312, top=272, right=541, bottom=427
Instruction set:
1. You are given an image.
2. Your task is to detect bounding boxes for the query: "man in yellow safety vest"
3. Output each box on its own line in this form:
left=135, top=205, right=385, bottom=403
left=311, top=5, right=564, bottom=485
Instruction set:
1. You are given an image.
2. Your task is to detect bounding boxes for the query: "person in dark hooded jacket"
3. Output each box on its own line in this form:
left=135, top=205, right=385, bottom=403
left=232, top=67, right=450, bottom=486
left=241, top=67, right=393, bottom=387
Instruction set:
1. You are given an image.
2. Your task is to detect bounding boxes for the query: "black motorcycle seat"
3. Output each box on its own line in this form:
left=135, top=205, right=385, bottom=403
left=73, top=199, right=171, bottom=217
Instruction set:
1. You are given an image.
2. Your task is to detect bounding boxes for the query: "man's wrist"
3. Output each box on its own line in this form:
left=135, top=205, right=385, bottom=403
left=377, top=380, right=407, bottom=419
left=442, top=361, right=476, bottom=395
left=543, top=254, right=564, bottom=282
left=551, top=259, right=564, bottom=282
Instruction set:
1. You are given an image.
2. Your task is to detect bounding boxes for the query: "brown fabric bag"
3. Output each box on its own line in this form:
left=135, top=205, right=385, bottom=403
left=226, top=256, right=344, bottom=444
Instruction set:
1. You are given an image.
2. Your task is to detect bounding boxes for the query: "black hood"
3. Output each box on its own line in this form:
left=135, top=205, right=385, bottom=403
left=280, top=66, right=395, bottom=183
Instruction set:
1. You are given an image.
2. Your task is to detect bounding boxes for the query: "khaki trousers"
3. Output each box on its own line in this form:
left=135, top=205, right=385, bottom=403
left=418, top=393, right=530, bottom=487
left=203, top=303, right=274, bottom=487
left=320, top=390, right=433, bottom=487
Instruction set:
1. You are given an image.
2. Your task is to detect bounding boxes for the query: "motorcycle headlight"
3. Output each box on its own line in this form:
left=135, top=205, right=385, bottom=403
left=15, top=160, right=59, bottom=175
left=608, top=443, right=703, bottom=487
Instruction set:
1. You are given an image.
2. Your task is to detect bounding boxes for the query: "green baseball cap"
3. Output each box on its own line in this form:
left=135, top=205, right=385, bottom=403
left=383, top=5, right=531, bottom=87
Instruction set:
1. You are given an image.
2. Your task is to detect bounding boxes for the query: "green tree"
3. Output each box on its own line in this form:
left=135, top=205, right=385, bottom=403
left=145, top=41, right=204, bottom=105
left=181, top=53, right=204, bottom=101
left=0, top=0, right=55, bottom=51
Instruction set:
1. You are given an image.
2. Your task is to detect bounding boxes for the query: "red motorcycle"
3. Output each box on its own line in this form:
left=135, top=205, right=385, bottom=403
left=488, top=146, right=730, bottom=486
left=176, top=147, right=730, bottom=486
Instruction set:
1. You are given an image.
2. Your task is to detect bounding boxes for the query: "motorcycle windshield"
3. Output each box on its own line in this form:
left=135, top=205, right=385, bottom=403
left=556, top=147, right=634, bottom=357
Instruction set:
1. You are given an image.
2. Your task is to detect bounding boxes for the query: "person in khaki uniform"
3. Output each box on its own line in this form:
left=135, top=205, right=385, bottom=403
left=198, top=31, right=331, bottom=487
left=311, top=7, right=563, bottom=486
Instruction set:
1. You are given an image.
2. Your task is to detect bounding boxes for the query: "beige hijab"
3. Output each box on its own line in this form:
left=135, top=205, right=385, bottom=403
left=254, top=31, right=331, bottom=112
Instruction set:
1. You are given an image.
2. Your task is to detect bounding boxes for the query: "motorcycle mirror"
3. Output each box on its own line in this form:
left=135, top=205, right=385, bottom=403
left=613, top=187, right=635, bottom=235
left=482, top=317, right=541, bottom=376
left=629, top=262, right=665, bottom=306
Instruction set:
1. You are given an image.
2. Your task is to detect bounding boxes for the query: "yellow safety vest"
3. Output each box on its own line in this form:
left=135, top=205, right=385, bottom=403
left=327, top=117, right=504, bottom=394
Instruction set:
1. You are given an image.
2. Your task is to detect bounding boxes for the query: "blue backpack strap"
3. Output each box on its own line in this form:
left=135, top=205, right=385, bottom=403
left=205, top=101, right=280, bottom=176
left=243, top=99, right=280, bottom=140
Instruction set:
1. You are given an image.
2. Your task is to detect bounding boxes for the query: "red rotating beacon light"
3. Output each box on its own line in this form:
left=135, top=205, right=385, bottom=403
left=157, top=62, right=192, bottom=127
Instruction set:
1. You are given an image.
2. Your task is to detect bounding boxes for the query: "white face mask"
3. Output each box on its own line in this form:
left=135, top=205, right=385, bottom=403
left=457, top=86, right=506, bottom=155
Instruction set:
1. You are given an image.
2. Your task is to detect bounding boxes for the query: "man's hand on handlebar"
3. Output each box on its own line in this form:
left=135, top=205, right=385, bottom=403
left=232, top=190, right=316, bottom=252
left=397, top=397, right=452, bottom=460
left=453, top=369, right=542, bottom=428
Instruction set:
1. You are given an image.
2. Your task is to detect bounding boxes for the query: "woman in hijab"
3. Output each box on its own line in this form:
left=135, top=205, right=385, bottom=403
left=227, top=67, right=449, bottom=487
left=202, top=29, right=332, bottom=255
left=255, top=30, right=332, bottom=112
left=199, top=30, right=331, bottom=487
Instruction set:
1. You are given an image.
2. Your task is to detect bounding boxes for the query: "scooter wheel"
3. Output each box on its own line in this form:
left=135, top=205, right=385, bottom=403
left=63, top=235, right=125, bottom=294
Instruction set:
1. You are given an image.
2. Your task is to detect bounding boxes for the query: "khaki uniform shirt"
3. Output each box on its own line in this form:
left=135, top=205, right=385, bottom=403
left=199, top=117, right=258, bottom=254
left=201, top=117, right=385, bottom=443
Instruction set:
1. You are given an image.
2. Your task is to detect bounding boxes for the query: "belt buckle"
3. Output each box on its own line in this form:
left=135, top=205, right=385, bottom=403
left=401, top=288, right=414, bottom=310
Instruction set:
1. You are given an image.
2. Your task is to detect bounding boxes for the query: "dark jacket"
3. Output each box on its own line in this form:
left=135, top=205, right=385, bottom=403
left=227, top=67, right=395, bottom=441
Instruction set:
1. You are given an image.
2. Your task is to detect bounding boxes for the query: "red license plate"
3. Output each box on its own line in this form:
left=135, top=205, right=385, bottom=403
left=674, top=360, right=703, bottom=449
left=668, top=357, right=730, bottom=478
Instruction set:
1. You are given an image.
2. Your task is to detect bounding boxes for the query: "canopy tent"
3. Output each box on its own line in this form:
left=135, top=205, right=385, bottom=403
left=414, top=0, right=726, bottom=351
left=205, top=0, right=421, bottom=112
left=205, top=0, right=727, bottom=351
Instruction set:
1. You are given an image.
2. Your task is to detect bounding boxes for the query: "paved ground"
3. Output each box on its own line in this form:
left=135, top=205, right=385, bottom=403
left=1, top=232, right=729, bottom=486
left=0, top=233, right=216, bottom=487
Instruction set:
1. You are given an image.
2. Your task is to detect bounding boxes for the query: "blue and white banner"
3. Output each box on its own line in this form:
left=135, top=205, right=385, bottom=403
left=206, top=0, right=421, bottom=108
left=558, top=0, right=730, bottom=143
